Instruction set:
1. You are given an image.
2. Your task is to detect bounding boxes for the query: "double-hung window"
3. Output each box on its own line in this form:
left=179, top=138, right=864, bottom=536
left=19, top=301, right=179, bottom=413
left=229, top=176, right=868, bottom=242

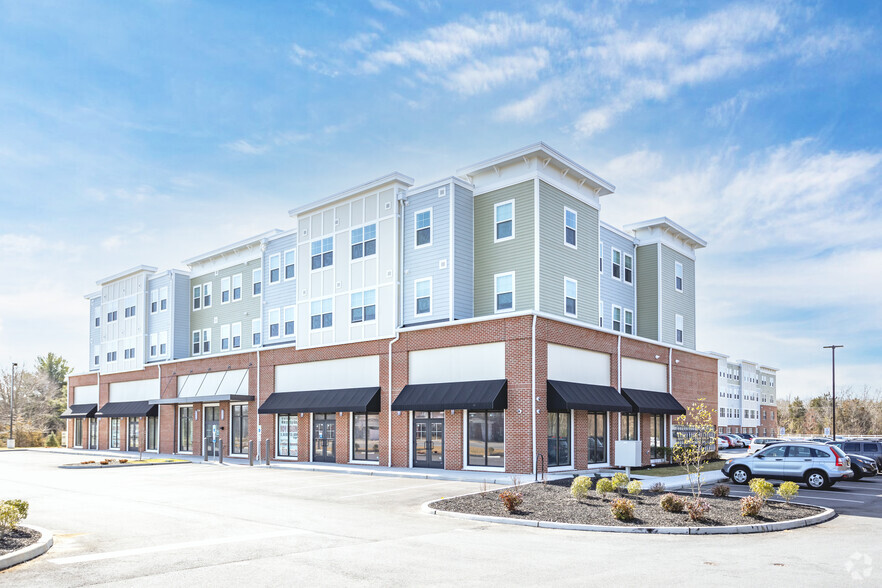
left=414, top=279, right=431, bottom=316
left=494, top=201, right=514, bottom=242
left=151, top=290, right=159, bottom=313
left=95, top=316, right=100, bottom=327
left=159, top=287, right=168, bottom=311
left=564, top=208, right=577, bottom=247
left=193, top=285, right=201, bottom=310
left=284, top=250, right=295, bottom=279
left=612, top=249, right=622, bottom=279
left=159, top=331, right=167, bottom=356
left=598, top=301, right=603, bottom=328
left=564, top=278, right=577, bottom=317
left=599, top=242, right=603, bottom=274
left=221, top=324, right=230, bottom=351
left=624, top=254, right=633, bottom=284
left=110, top=418, right=120, bottom=449
left=352, top=224, right=377, bottom=258
left=150, top=333, right=158, bottom=357
left=676, top=314, right=684, bottom=344
left=107, top=310, right=117, bottom=322
left=192, top=330, right=201, bottom=355
left=310, top=298, right=332, bottom=329
left=269, top=254, right=281, bottom=283
left=624, top=309, right=634, bottom=335
left=124, top=305, right=136, bottom=318
left=415, top=210, right=432, bottom=247
left=202, top=283, right=212, bottom=308
left=221, top=277, right=231, bottom=304
left=202, top=328, right=211, bottom=354
left=495, top=272, right=514, bottom=312
left=311, top=237, right=333, bottom=269
left=675, top=261, right=683, bottom=292
left=612, top=306, right=622, bottom=331
left=351, top=290, right=376, bottom=323
left=283, top=306, right=295, bottom=335
left=251, top=318, right=261, bottom=346
left=252, top=268, right=262, bottom=296
left=232, top=274, right=242, bottom=300
left=268, top=309, right=280, bottom=339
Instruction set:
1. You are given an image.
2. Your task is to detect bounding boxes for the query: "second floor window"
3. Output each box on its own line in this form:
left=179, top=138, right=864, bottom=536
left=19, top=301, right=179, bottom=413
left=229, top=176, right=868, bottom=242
left=252, top=318, right=261, bottom=346
left=253, top=269, right=262, bottom=296
left=351, top=290, right=376, bottom=323
left=269, top=309, right=280, bottom=338
left=202, top=283, right=212, bottom=308
left=598, top=301, right=603, bottom=328
left=624, top=309, right=633, bottom=335
left=192, top=331, right=200, bottom=355
left=232, top=274, right=242, bottom=300
left=676, top=314, right=684, bottom=344
left=107, top=310, right=118, bottom=322
left=284, top=306, right=295, bottom=335
left=612, top=249, right=621, bottom=279
left=232, top=322, right=241, bottom=349
left=269, top=254, right=281, bottom=283
left=415, top=279, right=431, bottom=316
left=124, top=305, right=135, bottom=318
left=495, top=272, right=514, bottom=312
left=352, top=224, right=377, bottom=258
left=565, top=208, right=576, bottom=247
left=221, top=277, right=231, bottom=303
left=221, top=324, right=230, bottom=351
left=310, top=298, right=333, bottom=329
left=624, top=254, right=633, bottom=284
left=599, top=242, right=603, bottom=273
left=495, top=201, right=514, bottom=242
left=311, top=237, right=333, bottom=269
left=415, top=210, right=431, bottom=247
left=202, top=328, right=211, bottom=354
left=564, top=278, right=577, bottom=316
left=612, top=306, right=622, bottom=331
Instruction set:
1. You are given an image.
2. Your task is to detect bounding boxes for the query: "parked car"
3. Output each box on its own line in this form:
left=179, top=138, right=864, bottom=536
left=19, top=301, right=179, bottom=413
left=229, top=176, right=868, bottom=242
left=748, top=437, right=782, bottom=455
left=848, top=454, right=879, bottom=480
left=739, top=434, right=756, bottom=441
left=723, top=435, right=745, bottom=448
left=718, top=437, right=732, bottom=449
left=827, top=440, right=882, bottom=469
left=722, top=442, right=852, bottom=489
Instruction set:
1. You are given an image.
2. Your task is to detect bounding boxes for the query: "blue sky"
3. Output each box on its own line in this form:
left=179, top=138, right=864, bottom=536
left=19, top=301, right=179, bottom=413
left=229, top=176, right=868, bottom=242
left=1, top=1, right=880, bottom=399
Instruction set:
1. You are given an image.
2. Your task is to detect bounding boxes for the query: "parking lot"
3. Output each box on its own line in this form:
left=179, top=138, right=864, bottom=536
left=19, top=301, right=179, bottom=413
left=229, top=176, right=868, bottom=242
left=2, top=450, right=881, bottom=585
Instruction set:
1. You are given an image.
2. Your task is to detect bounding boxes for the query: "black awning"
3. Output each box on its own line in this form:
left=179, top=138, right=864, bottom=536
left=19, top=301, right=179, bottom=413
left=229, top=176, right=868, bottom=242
left=621, top=388, right=687, bottom=415
left=391, top=380, right=507, bottom=411
left=95, top=401, right=158, bottom=418
left=60, top=404, right=97, bottom=419
left=258, top=387, right=381, bottom=414
left=547, top=380, right=634, bottom=413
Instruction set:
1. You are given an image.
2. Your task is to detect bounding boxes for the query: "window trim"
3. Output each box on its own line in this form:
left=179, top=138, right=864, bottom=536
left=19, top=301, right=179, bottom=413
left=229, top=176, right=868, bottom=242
left=252, top=268, right=262, bottom=297
left=414, top=209, right=433, bottom=249
left=612, top=305, right=622, bottom=332
left=599, top=242, right=604, bottom=274
left=202, top=282, right=212, bottom=308
left=414, top=277, right=432, bottom=317
left=159, top=286, right=168, bottom=311
left=229, top=402, right=249, bottom=456
left=350, top=222, right=378, bottom=260
left=624, top=308, right=634, bottom=335
left=564, top=277, right=577, bottom=318
left=150, top=289, right=159, bottom=314
left=192, top=330, right=201, bottom=356
left=283, top=249, right=296, bottom=281
left=310, top=237, right=334, bottom=271
left=676, top=314, right=684, bottom=345
left=269, top=253, right=281, bottom=284
left=350, top=289, right=377, bottom=324
left=611, top=248, right=622, bottom=281
left=624, top=253, right=633, bottom=285
left=675, top=261, right=684, bottom=292
left=598, top=300, right=603, bottom=328
left=546, top=410, right=572, bottom=468
left=564, top=207, right=577, bottom=249
left=283, top=305, right=296, bottom=336
left=202, top=328, right=211, bottom=354
left=177, top=405, right=194, bottom=454
left=494, top=271, right=515, bottom=314
left=251, top=318, right=261, bottom=347
left=309, top=298, right=333, bottom=331
left=193, top=285, right=201, bottom=311
left=220, top=276, right=231, bottom=304
left=351, top=412, right=381, bottom=463
left=494, top=200, right=515, bottom=243
left=620, top=412, right=639, bottom=441
left=232, top=273, right=242, bottom=301
left=268, top=308, right=281, bottom=340
left=276, top=413, right=298, bottom=458
left=220, top=324, right=230, bottom=351
left=465, top=410, right=505, bottom=469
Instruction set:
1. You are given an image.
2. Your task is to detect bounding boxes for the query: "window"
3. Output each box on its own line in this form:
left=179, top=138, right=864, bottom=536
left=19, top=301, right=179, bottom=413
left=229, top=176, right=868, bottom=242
left=268, top=309, right=280, bottom=339
left=221, top=324, right=230, bottom=351
left=547, top=411, right=570, bottom=467
left=107, top=310, right=118, bottom=322
left=415, top=210, right=432, bottom=247
left=494, top=200, right=514, bottom=242
left=622, top=413, right=638, bottom=440
left=587, top=412, right=607, bottom=464
left=277, top=415, right=297, bottom=457
left=232, top=274, right=242, bottom=300
left=650, top=414, right=665, bottom=459
left=106, top=350, right=117, bottom=362
left=351, top=290, right=376, bottom=323
left=128, top=418, right=139, bottom=451
left=612, top=249, right=622, bottom=279
left=252, top=318, right=261, bottom=346
left=624, top=309, right=634, bottom=335
left=202, top=283, right=212, bottom=308
left=675, top=261, right=683, bottom=292
left=353, top=413, right=380, bottom=461
left=151, top=290, right=158, bottom=313
left=599, top=242, right=603, bottom=274
left=311, top=237, right=333, bottom=269
left=179, top=407, right=193, bottom=452
left=564, top=278, right=577, bottom=317
left=283, top=306, right=295, bottom=335
left=284, top=250, right=295, bottom=280
left=150, top=333, right=158, bottom=357
left=468, top=411, right=504, bottom=468
left=193, top=285, right=201, bottom=310
left=124, top=305, right=136, bottom=318
left=252, top=269, right=262, bottom=296
left=221, top=276, right=231, bottom=304
left=598, top=301, right=603, bottom=328
left=415, top=279, right=432, bottom=316
left=231, top=404, right=248, bottom=454
left=352, top=224, right=377, bottom=259
left=202, top=328, right=211, bottom=354
left=94, top=345, right=100, bottom=366
left=676, top=314, right=684, bottom=344
left=124, top=347, right=135, bottom=359
left=146, top=416, right=158, bottom=451
left=192, top=330, right=200, bottom=355
left=232, top=322, right=241, bottom=349
left=612, top=306, right=622, bottom=331
left=160, top=287, right=168, bottom=311
left=564, top=208, right=577, bottom=247
left=624, top=254, right=633, bottom=284
left=495, top=272, right=514, bottom=313
left=159, top=331, right=167, bottom=356
left=95, top=316, right=100, bottom=327
left=74, top=418, right=83, bottom=448
left=310, top=298, right=332, bottom=329
left=269, top=254, right=281, bottom=283
left=110, top=418, right=120, bottom=449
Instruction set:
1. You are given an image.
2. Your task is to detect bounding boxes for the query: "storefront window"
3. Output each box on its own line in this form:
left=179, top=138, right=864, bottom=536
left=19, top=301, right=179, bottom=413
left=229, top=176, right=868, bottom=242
left=352, top=413, right=380, bottom=461
left=89, top=419, right=98, bottom=449
left=547, top=411, right=570, bottom=467
left=74, top=418, right=83, bottom=448
left=587, top=412, right=607, bottom=464
left=468, top=411, right=505, bottom=468
left=231, top=404, right=248, bottom=454
left=277, top=414, right=298, bottom=457
left=128, top=418, right=139, bottom=451
left=179, top=407, right=193, bottom=452
left=110, top=418, right=120, bottom=449
left=146, top=416, right=158, bottom=451
left=622, top=413, right=638, bottom=440
left=650, top=414, right=665, bottom=459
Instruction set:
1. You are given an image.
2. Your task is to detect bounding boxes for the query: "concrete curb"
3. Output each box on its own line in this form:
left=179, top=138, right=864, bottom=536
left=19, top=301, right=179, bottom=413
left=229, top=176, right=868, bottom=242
left=0, top=525, right=53, bottom=570
left=422, top=498, right=836, bottom=535
left=59, top=461, right=191, bottom=470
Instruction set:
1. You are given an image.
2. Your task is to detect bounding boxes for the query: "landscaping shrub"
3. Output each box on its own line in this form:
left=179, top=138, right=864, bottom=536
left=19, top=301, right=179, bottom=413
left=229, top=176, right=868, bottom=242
left=610, top=498, right=636, bottom=521
left=99, top=460, right=109, bottom=465
left=626, top=480, right=643, bottom=496
left=595, top=478, right=614, bottom=498
left=711, top=484, right=730, bottom=498
left=740, top=494, right=764, bottom=517
left=4, top=499, right=29, bottom=520
left=119, top=459, right=128, bottom=463
left=45, top=433, right=60, bottom=447
left=749, top=478, right=774, bottom=500
left=0, top=499, right=28, bottom=537
left=610, top=472, right=629, bottom=491
left=570, top=476, right=593, bottom=500
left=685, top=497, right=711, bottom=521
left=777, top=481, right=799, bottom=505
left=499, top=490, right=523, bottom=513
left=649, top=482, right=666, bottom=494
left=660, top=493, right=685, bottom=513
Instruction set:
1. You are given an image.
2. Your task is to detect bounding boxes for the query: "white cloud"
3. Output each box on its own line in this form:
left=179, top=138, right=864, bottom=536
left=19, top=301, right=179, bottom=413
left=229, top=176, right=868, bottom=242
left=444, top=48, right=550, bottom=95
left=494, top=84, right=556, bottom=122
left=289, top=42, right=338, bottom=77
left=369, top=0, right=405, bottom=17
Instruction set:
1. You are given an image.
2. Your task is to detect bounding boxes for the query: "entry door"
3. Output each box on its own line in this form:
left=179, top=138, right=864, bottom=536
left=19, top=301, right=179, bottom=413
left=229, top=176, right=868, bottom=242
left=413, top=411, right=444, bottom=469
left=204, top=406, right=220, bottom=457
left=128, top=419, right=140, bottom=452
left=88, top=419, right=98, bottom=450
left=313, top=413, right=336, bottom=462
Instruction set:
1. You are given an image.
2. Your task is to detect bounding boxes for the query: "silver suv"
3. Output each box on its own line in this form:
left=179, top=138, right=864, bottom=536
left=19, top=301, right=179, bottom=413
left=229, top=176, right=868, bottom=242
left=722, top=442, right=852, bottom=489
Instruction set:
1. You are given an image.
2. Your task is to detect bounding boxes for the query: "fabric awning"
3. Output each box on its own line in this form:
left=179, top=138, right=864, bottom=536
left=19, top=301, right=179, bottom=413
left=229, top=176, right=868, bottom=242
left=150, top=394, right=254, bottom=405
left=391, top=380, right=507, bottom=411
left=95, top=401, right=158, bottom=418
left=621, top=388, right=687, bottom=415
left=546, top=380, right=634, bottom=412
left=60, top=404, right=97, bottom=419
left=258, top=387, right=381, bottom=414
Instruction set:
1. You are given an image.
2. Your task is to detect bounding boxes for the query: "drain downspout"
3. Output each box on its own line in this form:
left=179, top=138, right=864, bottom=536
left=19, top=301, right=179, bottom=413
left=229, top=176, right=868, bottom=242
left=531, top=313, right=537, bottom=476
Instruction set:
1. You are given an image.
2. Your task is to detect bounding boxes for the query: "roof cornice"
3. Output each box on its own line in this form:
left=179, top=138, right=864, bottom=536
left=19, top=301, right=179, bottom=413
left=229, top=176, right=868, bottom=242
left=288, top=172, right=415, bottom=217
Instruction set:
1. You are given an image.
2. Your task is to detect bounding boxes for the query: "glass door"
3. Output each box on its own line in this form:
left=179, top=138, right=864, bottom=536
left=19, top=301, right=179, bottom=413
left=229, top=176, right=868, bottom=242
left=204, top=406, right=220, bottom=457
left=88, top=419, right=98, bottom=449
left=128, top=418, right=140, bottom=451
left=313, top=413, right=336, bottom=462
left=413, top=411, right=444, bottom=469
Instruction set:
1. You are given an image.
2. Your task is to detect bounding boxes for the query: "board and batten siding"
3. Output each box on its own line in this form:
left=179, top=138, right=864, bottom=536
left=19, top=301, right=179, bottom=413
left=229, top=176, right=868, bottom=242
left=402, top=185, right=450, bottom=325
left=263, top=232, right=297, bottom=347
left=190, top=258, right=261, bottom=356
left=635, top=244, right=659, bottom=341
left=538, top=180, right=599, bottom=325
left=453, top=183, right=474, bottom=320
left=599, top=225, right=637, bottom=330
left=89, top=297, right=101, bottom=371
left=473, top=180, right=534, bottom=316
left=660, top=245, right=696, bottom=349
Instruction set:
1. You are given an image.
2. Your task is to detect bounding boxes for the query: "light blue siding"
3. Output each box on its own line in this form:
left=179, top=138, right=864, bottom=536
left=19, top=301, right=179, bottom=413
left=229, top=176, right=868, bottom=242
left=172, top=272, right=191, bottom=359
left=263, top=232, right=298, bottom=346
left=599, top=225, right=637, bottom=333
left=402, top=184, right=450, bottom=325
left=453, top=183, right=474, bottom=320
left=146, top=274, right=172, bottom=363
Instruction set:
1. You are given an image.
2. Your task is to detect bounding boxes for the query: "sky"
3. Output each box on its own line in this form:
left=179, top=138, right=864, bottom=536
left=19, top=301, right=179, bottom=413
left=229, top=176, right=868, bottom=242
left=0, top=0, right=880, bottom=400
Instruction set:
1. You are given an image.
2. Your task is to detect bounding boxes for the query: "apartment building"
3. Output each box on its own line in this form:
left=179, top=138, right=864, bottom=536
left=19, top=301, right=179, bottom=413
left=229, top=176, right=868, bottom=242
left=713, top=354, right=779, bottom=436
left=65, top=142, right=727, bottom=474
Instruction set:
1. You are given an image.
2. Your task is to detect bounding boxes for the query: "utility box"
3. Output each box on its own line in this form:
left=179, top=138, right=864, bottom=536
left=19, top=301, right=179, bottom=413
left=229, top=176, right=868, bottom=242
left=614, top=440, right=642, bottom=467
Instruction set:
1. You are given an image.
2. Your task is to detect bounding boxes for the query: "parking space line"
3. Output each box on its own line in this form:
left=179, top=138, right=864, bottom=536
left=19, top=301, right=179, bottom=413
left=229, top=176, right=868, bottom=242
left=340, top=481, right=453, bottom=498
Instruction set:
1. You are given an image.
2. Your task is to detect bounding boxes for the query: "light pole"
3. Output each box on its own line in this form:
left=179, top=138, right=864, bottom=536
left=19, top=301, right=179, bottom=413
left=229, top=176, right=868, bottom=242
left=8, top=362, right=16, bottom=448
left=823, top=345, right=843, bottom=441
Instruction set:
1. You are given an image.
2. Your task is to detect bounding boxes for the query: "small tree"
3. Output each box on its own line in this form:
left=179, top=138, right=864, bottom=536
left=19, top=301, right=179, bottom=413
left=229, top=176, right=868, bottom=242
left=672, top=399, right=717, bottom=500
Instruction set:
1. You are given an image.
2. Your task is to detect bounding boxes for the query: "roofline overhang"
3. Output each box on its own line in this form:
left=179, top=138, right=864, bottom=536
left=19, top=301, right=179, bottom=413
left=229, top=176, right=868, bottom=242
left=624, top=216, right=707, bottom=249
left=96, top=265, right=159, bottom=286
left=182, top=229, right=283, bottom=267
left=289, top=172, right=415, bottom=218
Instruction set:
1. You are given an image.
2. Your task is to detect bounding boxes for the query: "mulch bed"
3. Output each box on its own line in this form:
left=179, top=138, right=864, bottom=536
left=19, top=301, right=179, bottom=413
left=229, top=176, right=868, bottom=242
left=0, top=526, right=40, bottom=556
left=430, top=479, right=823, bottom=527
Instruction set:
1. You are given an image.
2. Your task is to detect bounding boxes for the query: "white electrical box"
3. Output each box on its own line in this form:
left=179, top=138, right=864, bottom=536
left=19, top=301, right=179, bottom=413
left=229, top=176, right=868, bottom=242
left=614, top=440, right=642, bottom=467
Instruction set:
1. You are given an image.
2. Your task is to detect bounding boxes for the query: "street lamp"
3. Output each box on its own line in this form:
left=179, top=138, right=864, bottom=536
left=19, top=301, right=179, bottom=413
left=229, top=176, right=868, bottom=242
left=8, top=362, right=16, bottom=449
left=823, top=345, right=843, bottom=441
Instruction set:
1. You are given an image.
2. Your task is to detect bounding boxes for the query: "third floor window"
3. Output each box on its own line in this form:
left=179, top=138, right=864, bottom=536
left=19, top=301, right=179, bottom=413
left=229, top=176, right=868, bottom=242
left=495, top=201, right=514, bottom=242
left=415, top=210, right=431, bottom=247
left=352, top=224, right=377, bottom=258
left=564, top=208, right=576, bottom=247
left=311, top=237, right=333, bottom=269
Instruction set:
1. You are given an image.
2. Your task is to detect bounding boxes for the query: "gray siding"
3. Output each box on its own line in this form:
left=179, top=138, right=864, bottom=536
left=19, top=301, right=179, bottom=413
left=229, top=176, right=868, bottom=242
left=263, top=233, right=297, bottom=346
left=89, top=297, right=101, bottom=371
left=660, top=245, right=696, bottom=349
left=172, top=272, right=191, bottom=359
left=635, top=244, right=659, bottom=340
left=190, top=258, right=262, bottom=356
left=453, top=183, right=474, bottom=320
left=146, top=274, right=172, bottom=363
left=402, top=185, right=450, bottom=325
left=538, top=180, right=598, bottom=325
left=599, top=225, right=637, bottom=332
left=473, top=180, right=535, bottom=316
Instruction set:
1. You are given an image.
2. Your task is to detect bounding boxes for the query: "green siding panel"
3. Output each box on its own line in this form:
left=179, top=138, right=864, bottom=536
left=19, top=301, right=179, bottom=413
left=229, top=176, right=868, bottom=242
left=660, top=245, right=696, bottom=349
left=190, top=258, right=262, bottom=354
left=635, top=245, right=658, bottom=340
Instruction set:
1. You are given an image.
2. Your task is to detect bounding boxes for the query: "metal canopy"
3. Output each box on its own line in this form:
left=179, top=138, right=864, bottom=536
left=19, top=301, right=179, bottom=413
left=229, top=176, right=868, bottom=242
left=391, top=380, right=508, bottom=411
left=95, top=401, right=159, bottom=418
left=621, top=388, right=687, bottom=415
left=546, top=380, right=634, bottom=413
left=258, top=387, right=381, bottom=414
left=60, top=404, right=97, bottom=419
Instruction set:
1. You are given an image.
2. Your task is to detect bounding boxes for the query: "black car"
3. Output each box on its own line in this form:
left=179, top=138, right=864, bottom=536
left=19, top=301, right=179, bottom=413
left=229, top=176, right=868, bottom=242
left=848, top=453, right=878, bottom=480
left=828, top=440, right=882, bottom=469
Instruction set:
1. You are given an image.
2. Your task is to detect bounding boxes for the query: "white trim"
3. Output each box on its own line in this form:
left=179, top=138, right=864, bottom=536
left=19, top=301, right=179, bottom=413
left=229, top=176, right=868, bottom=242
left=675, top=261, right=684, bottom=292
left=612, top=305, right=622, bottom=332
left=220, top=276, right=231, bottom=304
left=493, top=199, right=515, bottom=243
left=349, top=221, right=378, bottom=261
left=183, top=230, right=281, bottom=267
left=624, top=308, right=634, bottom=336
left=564, top=207, right=577, bottom=249
left=675, top=314, right=684, bottom=345
left=202, top=282, right=212, bottom=309
left=267, top=308, right=281, bottom=339
left=598, top=300, right=603, bottom=328
left=623, top=253, right=633, bottom=285
left=494, top=271, right=515, bottom=313
left=349, top=288, right=377, bottom=325
left=564, top=277, right=577, bottom=318
left=414, top=277, right=432, bottom=317
left=309, top=297, right=334, bottom=331
left=533, top=178, right=540, bottom=311
left=283, top=249, right=296, bottom=281
left=448, top=180, right=455, bottom=323
left=414, top=208, right=433, bottom=249
left=472, top=172, right=603, bottom=212
left=252, top=268, right=262, bottom=297
left=283, top=305, right=296, bottom=337
left=268, top=253, right=281, bottom=284
left=405, top=175, right=474, bottom=196
left=289, top=172, right=414, bottom=217
left=611, top=248, right=622, bottom=281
